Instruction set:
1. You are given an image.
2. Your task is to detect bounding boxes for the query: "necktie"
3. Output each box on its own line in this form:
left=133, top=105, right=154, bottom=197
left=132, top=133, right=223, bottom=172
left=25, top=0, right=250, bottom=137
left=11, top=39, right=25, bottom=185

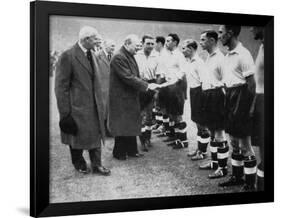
left=107, top=54, right=111, bottom=61
left=86, top=49, right=94, bottom=73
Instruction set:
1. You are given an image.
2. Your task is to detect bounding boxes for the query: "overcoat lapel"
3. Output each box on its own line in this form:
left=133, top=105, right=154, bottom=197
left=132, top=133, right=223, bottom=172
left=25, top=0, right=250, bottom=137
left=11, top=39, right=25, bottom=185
left=121, top=46, right=140, bottom=77
left=99, top=50, right=110, bottom=67
left=74, top=43, right=94, bottom=76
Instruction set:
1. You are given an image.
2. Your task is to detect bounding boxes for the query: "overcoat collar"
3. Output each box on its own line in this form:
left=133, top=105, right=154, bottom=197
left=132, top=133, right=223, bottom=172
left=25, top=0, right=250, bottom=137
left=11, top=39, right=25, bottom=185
left=120, top=46, right=139, bottom=75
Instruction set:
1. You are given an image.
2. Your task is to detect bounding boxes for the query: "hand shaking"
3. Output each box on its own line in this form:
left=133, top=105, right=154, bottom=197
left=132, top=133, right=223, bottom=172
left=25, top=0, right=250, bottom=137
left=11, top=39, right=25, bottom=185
left=147, top=83, right=161, bottom=91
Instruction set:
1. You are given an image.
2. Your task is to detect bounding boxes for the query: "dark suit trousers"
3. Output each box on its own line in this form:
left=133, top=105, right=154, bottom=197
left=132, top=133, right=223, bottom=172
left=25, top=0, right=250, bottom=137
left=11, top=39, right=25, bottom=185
left=69, top=146, right=101, bottom=167
left=89, top=147, right=101, bottom=167
left=113, top=136, right=138, bottom=157
left=69, top=146, right=85, bottom=167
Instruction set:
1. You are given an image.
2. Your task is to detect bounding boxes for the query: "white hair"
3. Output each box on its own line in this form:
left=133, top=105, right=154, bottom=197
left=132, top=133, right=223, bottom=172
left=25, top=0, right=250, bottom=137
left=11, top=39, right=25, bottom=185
left=78, top=26, right=98, bottom=41
left=96, top=33, right=102, bottom=40
left=124, top=34, right=139, bottom=45
left=104, top=39, right=115, bottom=47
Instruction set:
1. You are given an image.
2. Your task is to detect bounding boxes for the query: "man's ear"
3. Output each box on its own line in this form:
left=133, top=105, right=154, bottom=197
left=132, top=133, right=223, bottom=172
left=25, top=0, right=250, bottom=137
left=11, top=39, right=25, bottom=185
left=227, top=30, right=233, bottom=38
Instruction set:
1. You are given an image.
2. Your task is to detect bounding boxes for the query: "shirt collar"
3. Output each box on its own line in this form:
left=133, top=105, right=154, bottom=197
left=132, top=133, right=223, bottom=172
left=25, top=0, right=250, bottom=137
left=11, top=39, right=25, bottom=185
left=78, top=41, right=88, bottom=54
left=190, top=54, right=199, bottom=63
left=167, top=47, right=178, bottom=55
left=228, top=41, right=243, bottom=55
left=137, top=49, right=158, bottom=57
left=209, top=48, right=220, bottom=57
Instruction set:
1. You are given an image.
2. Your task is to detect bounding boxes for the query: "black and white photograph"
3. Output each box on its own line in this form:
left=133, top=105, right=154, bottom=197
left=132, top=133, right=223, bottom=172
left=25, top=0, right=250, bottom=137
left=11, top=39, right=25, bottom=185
left=27, top=0, right=274, bottom=217
left=50, top=15, right=265, bottom=202
left=1, top=0, right=280, bottom=217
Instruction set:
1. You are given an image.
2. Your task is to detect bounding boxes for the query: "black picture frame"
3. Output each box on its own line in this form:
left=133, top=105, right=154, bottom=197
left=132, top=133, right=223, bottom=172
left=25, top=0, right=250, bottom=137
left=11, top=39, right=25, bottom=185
left=30, top=1, right=274, bottom=217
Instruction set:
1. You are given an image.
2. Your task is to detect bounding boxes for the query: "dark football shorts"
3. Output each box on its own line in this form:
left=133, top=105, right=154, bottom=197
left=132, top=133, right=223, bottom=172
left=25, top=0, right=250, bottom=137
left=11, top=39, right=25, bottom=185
left=158, top=81, right=185, bottom=116
left=190, top=86, right=203, bottom=124
left=225, top=84, right=255, bottom=138
left=201, top=87, right=225, bottom=131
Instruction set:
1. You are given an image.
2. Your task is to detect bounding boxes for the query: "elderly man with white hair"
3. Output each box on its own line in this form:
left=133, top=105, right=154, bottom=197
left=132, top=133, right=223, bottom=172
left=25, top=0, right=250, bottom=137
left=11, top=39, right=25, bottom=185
left=108, top=34, right=160, bottom=160
left=55, top=26, right=111, bottom=175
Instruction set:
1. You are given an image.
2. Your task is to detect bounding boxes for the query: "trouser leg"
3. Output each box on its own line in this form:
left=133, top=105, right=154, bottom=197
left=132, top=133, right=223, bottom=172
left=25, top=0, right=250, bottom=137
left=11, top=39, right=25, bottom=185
left=89, top=147, right=101, bottom=167
left=69, top=145, right=85, bottom=166
left=113, top=136, right=126, bottom=158
left=127, top=136, right=138, bottom=156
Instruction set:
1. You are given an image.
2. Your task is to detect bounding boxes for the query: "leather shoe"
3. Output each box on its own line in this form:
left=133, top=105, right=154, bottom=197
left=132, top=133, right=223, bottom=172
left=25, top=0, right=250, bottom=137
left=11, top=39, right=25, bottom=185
left=113, top=155, right=127, bottom=160
left=128, top=153, right=144, bottom=158
left=92, top=166, right=111, bottom=176
left=74, top=163, right=90, bottom=174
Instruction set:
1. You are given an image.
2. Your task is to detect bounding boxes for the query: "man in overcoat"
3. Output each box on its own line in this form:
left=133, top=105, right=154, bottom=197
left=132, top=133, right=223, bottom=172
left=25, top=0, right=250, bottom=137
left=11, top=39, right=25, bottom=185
left=108, top=34, right=159, bottom=160
left=55, top=26, right=110, bottom=175
left=96, top=39, right=115, bottom=132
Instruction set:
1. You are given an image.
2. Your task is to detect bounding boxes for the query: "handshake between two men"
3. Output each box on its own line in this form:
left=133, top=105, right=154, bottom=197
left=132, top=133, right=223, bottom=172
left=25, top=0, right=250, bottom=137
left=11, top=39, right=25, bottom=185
left=147, top=82, right=171, bottom=91
left=147, top=83, right=161, bottom=91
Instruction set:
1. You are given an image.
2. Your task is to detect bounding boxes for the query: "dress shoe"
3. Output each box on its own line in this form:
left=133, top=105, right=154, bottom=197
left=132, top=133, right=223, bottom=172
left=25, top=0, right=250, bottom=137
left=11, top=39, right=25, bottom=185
left=218, top=175, right=244, bottom=187
left=92, top=166, right=111, bottom=176
left=113, top=155, right=127, bottom=160
left=208, top=168, right=227, bottom=179
left=199, top=161, right=218, bottom=170
left=128, top=153, right=144, bottom=158
left=73, top=163, right=90, bottom=174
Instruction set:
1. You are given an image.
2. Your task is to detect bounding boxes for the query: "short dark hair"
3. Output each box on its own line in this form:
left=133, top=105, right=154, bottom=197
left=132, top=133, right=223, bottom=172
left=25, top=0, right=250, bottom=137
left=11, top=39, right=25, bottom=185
left=224, top=25, right=241, bottom=37
left=156, top=36, right=165, bottom=46
left=168, top=33, right=180, bottom=46
left=201, top=30, right=218, bottom=42
left=184, top=39, right=198, bottom=50
left=142, top=35, right=154, bottom=43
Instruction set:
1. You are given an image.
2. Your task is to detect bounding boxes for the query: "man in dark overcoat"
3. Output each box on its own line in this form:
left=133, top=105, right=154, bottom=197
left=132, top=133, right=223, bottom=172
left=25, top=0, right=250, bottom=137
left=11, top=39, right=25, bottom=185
left=55, top=26, right=110, bottom=175
left=108, top=34, right=159, bottom=160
